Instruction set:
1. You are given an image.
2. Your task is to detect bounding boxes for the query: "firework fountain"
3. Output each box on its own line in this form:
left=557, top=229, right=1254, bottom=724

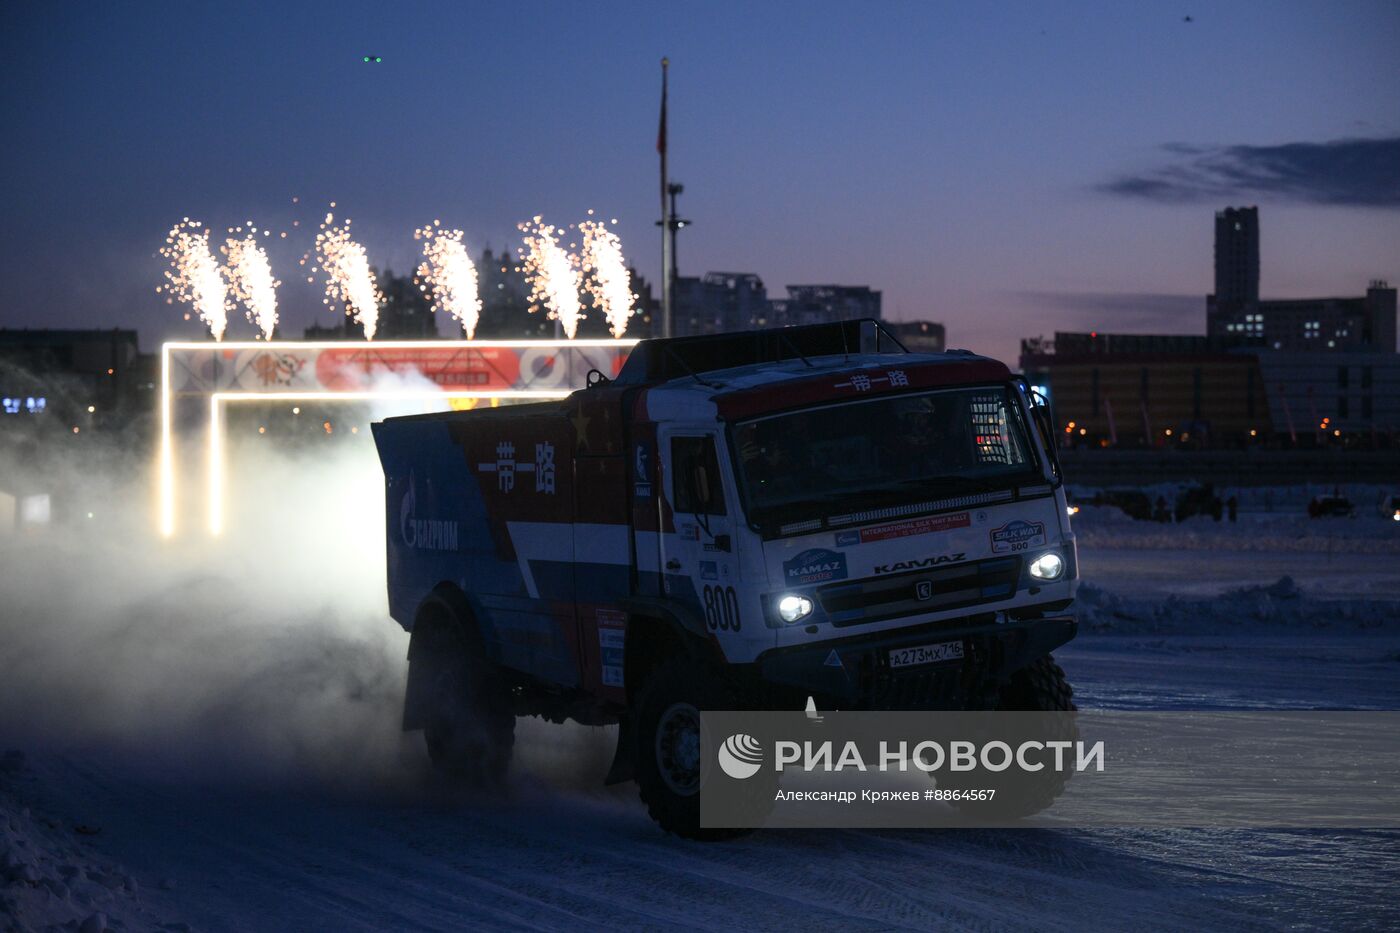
left=517, top=216, right=583, bottom=338
left=414, top=221, right=482, bottom=338
left=159, top=207, right=638, bottom=342
left=158, top=220, right=229, bottom=340
left=222, top=225, right=280, bottom=340
left=310, top=212, right=382, bottom=339
left=579, top=213, right=637, bottom=338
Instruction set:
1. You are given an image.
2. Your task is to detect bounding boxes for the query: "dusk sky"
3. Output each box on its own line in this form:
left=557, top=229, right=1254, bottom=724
left=2, top=1, right=1397, bottom=363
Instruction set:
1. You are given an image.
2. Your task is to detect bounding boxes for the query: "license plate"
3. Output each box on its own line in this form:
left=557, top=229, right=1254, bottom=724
left=888, top=640, right=965, bottom=669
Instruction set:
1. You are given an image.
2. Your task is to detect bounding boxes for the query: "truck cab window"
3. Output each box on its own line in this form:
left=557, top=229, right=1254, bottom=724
left=733, top=386, right=1040, bottom=531
left=671, top=435, right=727, bottom=516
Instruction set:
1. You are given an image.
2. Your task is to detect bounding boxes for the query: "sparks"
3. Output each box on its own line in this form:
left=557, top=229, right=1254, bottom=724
left=517, top=216, right=582, bottom=338
left=414, top=222, right=482, bottom=338
left=311, top=212, right=381, bottom=339
left=159, top=220, right=229, bottom=340
left=222, top=226, right=280, bottom=340
left=579, top=217, right=637, bottom=338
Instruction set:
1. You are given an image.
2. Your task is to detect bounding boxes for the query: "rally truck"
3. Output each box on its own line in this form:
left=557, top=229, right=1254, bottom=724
left=372, top=320, right=1078, bottom=837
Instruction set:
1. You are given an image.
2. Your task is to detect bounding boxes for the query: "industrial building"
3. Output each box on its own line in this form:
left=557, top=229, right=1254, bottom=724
left=1022, top=207, right=1398, bottom=449
left=670, top=275, right=885, bottom=337
left=1020, top=334, right=1400, bottom=448
left=0, top=329, right=153, bottom=435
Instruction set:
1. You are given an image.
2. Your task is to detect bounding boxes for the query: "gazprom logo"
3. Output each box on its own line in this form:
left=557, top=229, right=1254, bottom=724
left=718, top=733, right=764, bottom=780
left=400, top=472, right=460, bottom=552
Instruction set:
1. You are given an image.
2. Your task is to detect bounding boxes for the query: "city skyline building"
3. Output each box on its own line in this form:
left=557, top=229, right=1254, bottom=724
left=1206, top=206, right=1396, bottom=353
left=1213, top=205, right=1261, bottom=310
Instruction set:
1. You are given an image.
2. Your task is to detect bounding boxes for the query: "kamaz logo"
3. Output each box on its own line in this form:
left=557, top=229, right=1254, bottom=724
left=400, top=472, right=461, bottom=552
left=783, top=548, right=848, bottom=585
left=874, top=553, right=965, bottom=574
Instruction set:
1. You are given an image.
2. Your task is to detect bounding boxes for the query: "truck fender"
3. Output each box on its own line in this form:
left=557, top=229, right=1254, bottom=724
left=616, top=596, right=711, bottom=643
left=601, top=598, right=718, bottom=786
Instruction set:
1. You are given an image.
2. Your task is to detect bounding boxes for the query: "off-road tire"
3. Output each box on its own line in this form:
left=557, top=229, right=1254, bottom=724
left=1000, top=654, right=1076, bottom=714
left=633, top=657, right=770, bottom=840
left=945, top=654, right=1077, bottom=819
left=421, top=630, right=515, bottom=788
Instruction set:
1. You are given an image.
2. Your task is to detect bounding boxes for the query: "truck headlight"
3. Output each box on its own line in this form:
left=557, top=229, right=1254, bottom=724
left=776, top=594, right=814, bottom=623
left=1028, top=552, right=1064, bottom=581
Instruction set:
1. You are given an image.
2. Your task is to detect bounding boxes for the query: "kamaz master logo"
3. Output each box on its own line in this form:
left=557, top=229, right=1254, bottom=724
left=399, top=473, right=460, bottom=552
left=874, top=553, right=965, bottom=574
left=783, top=548, right=848, bottom=585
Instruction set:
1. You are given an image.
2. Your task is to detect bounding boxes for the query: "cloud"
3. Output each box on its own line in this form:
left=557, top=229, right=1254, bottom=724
left=1100, top=137, right=1400, bottom=207
left=1014, top=291, right=1203, bottom=333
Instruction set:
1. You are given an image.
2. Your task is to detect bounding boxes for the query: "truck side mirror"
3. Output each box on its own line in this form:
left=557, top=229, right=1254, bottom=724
left=1027, top=393, right=1063, bottom=485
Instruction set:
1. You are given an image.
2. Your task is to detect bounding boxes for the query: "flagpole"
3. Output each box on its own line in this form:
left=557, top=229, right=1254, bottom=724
left=658, top=57, right=672, bottom=339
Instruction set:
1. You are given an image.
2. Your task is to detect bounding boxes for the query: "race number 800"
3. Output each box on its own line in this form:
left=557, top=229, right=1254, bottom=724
left=703, top=585, right=741, bottom=632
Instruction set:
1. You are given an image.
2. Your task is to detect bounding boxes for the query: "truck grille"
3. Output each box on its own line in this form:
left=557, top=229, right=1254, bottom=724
left=817, top=556, right=1021, bottom=627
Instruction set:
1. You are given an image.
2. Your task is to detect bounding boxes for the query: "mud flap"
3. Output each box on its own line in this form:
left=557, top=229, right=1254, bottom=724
left=604, top=716, right=636, bottom=785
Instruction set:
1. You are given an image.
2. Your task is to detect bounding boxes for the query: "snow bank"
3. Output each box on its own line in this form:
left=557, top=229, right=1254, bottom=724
left=1072, top=504, right=1400, bottom=554
left=1076, top=575, right=1399, bottom=635
left=1, top=750, right=180, bottom=933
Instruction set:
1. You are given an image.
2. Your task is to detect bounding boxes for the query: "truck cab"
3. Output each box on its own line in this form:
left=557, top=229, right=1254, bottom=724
left=373, top=320, right=1078, bottom=837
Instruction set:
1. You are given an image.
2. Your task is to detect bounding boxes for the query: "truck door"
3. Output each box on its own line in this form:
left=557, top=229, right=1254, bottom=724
left=657, top=428, right=741, bottom=634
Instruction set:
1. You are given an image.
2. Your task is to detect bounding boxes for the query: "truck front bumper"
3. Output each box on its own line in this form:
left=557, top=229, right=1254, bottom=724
left=750, top=613, right=1076, bottom=710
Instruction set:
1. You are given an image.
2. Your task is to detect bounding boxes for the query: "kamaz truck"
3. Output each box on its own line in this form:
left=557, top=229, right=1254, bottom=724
left=372, top=321, right=1078, bottom=837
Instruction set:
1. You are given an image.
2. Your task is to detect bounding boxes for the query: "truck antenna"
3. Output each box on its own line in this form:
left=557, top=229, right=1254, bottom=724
left=778, top=332, right=815, bottom=368
left=662, top=344, right=722, bottom=389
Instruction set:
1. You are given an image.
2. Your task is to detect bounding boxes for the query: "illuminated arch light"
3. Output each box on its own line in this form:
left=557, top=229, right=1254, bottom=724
left=157, top=339, right=637, bottom=537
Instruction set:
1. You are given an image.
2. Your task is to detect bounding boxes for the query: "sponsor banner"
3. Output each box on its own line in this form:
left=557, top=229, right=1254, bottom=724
left=596, top=608, right=626, bottom=688
left=701, top=711, right=1400, bottom=829
left=836, top=512, right=970, bottom=547
left=316, top=346, right=522, bottom=391
left=783, top=548, right=848, bottom=585
left=167, top=343, right=631, bottom=395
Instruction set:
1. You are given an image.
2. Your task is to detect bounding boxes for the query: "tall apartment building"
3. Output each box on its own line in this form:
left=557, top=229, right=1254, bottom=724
left=1213, top=206, right=1260, bottom=309
left=1206, top=207, right=1396, bottom=353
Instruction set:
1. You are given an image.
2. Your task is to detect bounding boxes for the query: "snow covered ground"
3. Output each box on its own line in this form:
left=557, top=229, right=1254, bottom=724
left=2, top=468, right=1398, bottom=931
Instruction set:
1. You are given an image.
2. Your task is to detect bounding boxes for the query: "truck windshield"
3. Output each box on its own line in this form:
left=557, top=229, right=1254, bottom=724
left=732, top=385, right=1040, bottom=530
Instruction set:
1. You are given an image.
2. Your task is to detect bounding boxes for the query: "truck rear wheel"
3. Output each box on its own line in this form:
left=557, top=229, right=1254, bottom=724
left=421, top=639, right=515, bottom=788
left=633, top=657, right=767, bottom=840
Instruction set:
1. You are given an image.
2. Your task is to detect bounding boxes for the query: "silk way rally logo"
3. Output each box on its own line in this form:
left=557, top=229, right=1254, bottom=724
left=989, top=519, right=1046, bottom=554
left=718, top=734, right=764, bottom=780
left=400, top=473, right=460, bottom=551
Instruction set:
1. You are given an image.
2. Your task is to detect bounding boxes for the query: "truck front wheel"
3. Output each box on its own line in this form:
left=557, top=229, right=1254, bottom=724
left=421, top=641, right=515, bottom=788
left=633, top=657, right=765, bottom=840
left=943, top=654, right=1077, bottom=820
